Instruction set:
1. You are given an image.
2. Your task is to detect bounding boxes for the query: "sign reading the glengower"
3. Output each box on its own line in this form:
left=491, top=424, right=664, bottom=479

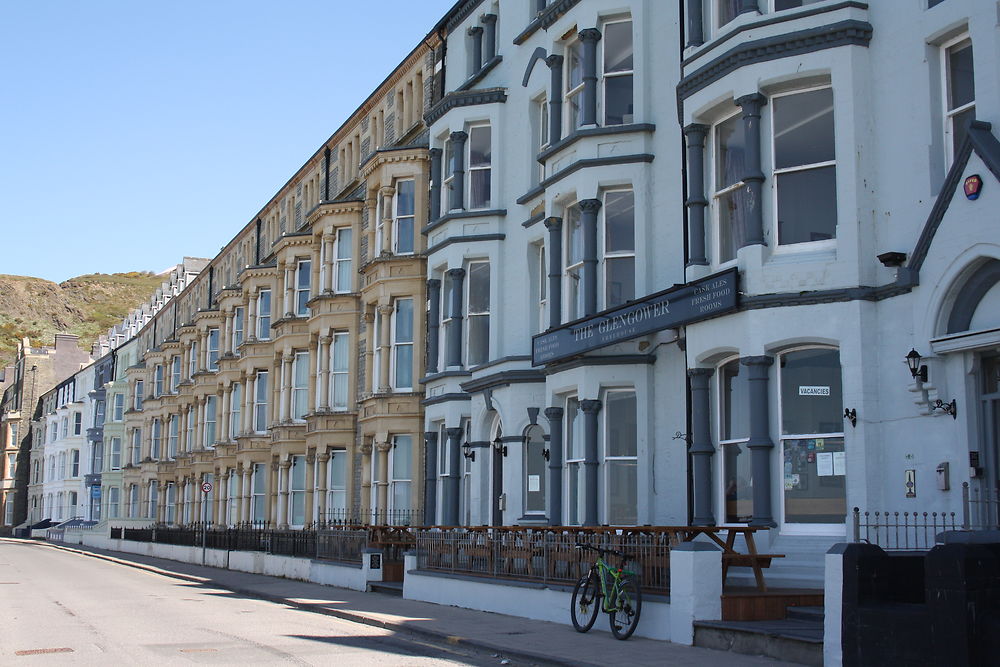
left=531, top=268, right=739, bottom=366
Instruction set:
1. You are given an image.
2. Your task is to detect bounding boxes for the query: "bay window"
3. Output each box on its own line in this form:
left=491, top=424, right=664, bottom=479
left=165, top=484, right=176, bottom=524
left=148, top=481, right=158, bottom=518
left=296, top=259, right=311, bottom=316
left=392, top=299, right=414, bottom=390
left=151, top=418, right=162, bottom=460
left=292, top=351, right=309, bottom=420
left=468, top=125, right=491, bottom=209
left=565, top=39, right=584, bottom=129
left=131, top=428, right=141, bottom=465
left=171, top=355, right=181, bottom=390
left=257, top=289, right=272, bottom=340
left=394, top=180, right=415, bottom=254
left=390, top=435, right=412, bottom=518
left=252, top=463, right=266, bottom=522
left=466, top=261, right=490, bottom=366
left=603, top=190, right=635, bottom=309
left=334, top=228, right=352, bottom=292
left=442, top=137, right=455, bottom=212
left=232, top=306, right=245, bottom=349
left=944, top=36, right=974, bottom=164
left=154, top=365, right=164, bottom=397
left=602, top=20, right=633, bottom=126
left=773, top=87, right=836, bottom=246
left=189, top=340, right=198, bottom=377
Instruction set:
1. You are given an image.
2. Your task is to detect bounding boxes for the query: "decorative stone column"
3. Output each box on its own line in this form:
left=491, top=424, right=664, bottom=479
left=429, top=148, right=443, bottom=222
left=545, top=55, right=564, bottom=143
left=241, top=465, right=251, bottom=523
left=223, top=310, right=233, bottom=355
left=481, top=14, right=497, bottom=61
left=468, top=26, right=483, bottom=75
left=579, top=28, right=602, bottom=127
left=684, top=124, right=710, bottom=266
left=220, top=386, right=229, bottom=444
left=449, top=131, right=467, bottom=212
left=305, top=453, right=316, bottom=525
left=378, top=304, right=394, bottom=392
left=736, top=93, right=767, bottom=248
left=360, top=442, right=373, bottom=517
left=742, top=355, right=776, bottom=527
left=322, top=230, right=335, bottom=293
left=380, top=186, right=395, bottom=255
left=544, top=217, right=563, bottom=329
left=280, top=350, right=293, bottom=422
left=579, top=198, right=602, bottom=317
left=688, top=368, right=716, bottom=526
left=445, top=268, right=466, bottom=368
left=375, top=441, right=391, bottom=523
left=426, top=279, right=441, bottom=374
left=283, top=260, right=295, bottom=318
left=580, top=399, right=602, bottom=526
left=247, top=288, right=258, bottom=342
left=318, top=334, right=332, bottom=411
left=686, top=0, right=704, bottom=48
left=443, top=427, right=463, bottom=526
left=317, top=452, right=330, bottom=523
left=277, top=459, right=290, bottom=529
left=544, top=407, right=564, bottom=526
left=423, top=431, right=438, bottom=525
left=243, top=375, right=253, bottom=433
left=195, top=397, right=205, bottom=450
left=266, top=460, right=278, bottom=525
left=364, top=308, right=376, bottom=395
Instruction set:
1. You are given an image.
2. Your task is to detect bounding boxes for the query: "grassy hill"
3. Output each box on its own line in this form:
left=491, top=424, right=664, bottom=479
left=0, top=271, right=166, bottom=368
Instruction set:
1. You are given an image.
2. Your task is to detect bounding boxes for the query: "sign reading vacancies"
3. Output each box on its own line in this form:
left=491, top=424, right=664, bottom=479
left=532, top=268, right=739, bottom=366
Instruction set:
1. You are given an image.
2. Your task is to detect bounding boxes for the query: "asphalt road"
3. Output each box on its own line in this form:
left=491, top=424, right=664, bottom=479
left=0, top=540, right=509, bottom=666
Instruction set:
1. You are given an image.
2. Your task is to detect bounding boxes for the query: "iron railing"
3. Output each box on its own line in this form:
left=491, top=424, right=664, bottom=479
left=415, top=527, right=671, bottom=595
left=962, top=482, right=1000, bottom=530
left=317, top=507, right=420, bottom=526
left=852, top=507, right=960, bottom=550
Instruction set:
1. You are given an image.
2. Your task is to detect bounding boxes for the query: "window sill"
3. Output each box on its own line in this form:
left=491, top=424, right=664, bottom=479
left=420, top=369, right=473, bottom=385
left=457, top=55, right=503, bottom=93
left=536, top=123, right=656, bottom=164
left=766, top=240, right=837, bottom=265
left=423, top=208, right=507, bottom=235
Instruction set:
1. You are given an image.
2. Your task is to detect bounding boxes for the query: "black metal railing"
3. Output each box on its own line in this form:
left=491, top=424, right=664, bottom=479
left=852, top=507, right=960, bottom=550
left=317, top=507, right=420, bottom=526
left=962, top=482, right=1000, bottom=530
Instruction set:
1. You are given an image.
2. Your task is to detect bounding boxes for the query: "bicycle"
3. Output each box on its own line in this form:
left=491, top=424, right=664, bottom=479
left=570, top=543, right=642, bottom=640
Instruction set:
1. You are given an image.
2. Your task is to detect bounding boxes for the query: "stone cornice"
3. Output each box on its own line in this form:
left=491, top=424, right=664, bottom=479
left=425, top=88, right=507, bottom=125
left=360, top=145, right=429, bottom=180
left=306, top=199, right=365, bottom=225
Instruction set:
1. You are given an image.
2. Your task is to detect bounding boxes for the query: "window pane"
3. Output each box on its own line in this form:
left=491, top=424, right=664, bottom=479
left=567, top=42, right=583, bottom=89
left=333, top=335, right=349, bottom=370
left=567, top=207, right=583, bottom=264
left=718, top=189, right=745, bottom=262
left=605, top=257, right=634, bottom=308
left=469, top=127, right=491, bottom=167
left=468, top=262, right=490, bottom=313
left=394, top=345, right=413, bottom=388
left=951, top=106, right=975, bottom=157
left=395, top=300, right=413, bottom=342
left=396, top=218, right=414, bottom=253
left=393, top=481, right=411, bottom=511
left=947, top=41, right=974, bottom=110
left=776, top=166, right=837, bottom=244
left=604, top=75, right=633, bottom=126
left=607, top=460, right=637, bottom=525
left=780, top=348, right=843, bottom=435
left=336, top=228, right=352, bottom=259
left=606, top=392, right=636, bottom=457
left=396, top=180, right=415, bottom=216
left=525, top=426, right=547, bottom=513
left=605, top=191, right=634, bottom=252
left=718, top=0, right=739, bottom=26
left=724, top=443, right=752, bottom=522
left=468, top=316, right=489, bottom=366
left=783, top=437, right=846, bottom=523
left=393, top=435, right=412, bottom=478
left=774, top=88, right=835, bottom=169
left=604, top=21, right=633, bottom=73
left=721, top=360, right=750, bottom=441
left=716, top=114, right=745, bottom=189
left=470, top=170, right=491, bottom=209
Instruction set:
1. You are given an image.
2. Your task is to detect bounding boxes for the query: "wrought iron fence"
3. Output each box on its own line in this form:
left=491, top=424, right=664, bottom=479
left=852, top=507, right=960, bottom=550
left=962, top=482, right=1000, bottom=530
left=415, top=528, right=671, bottom=595
left=317, top=507, right=420, bottom=526
left=317, top=529, right=367, bottom=563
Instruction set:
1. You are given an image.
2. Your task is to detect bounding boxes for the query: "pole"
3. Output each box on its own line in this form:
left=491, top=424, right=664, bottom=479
left=202, top=488, right=208, bottom=565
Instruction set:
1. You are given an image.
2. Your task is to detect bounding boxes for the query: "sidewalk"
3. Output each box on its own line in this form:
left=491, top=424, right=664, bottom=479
left=19, top=539, right=799, bottom=666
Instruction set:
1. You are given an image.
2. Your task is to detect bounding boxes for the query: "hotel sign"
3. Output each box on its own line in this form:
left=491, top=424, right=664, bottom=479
left=531, top=268, right=738, bottom=366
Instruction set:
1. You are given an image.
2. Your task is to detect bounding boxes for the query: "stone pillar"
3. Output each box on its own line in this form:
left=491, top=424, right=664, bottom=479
left=360, top=442, right=373, bottom=517
left=380, top=186, right=394, bottom=255
left=423, top=431, right=438, bottom=525
left=277, top=460, right=290, bottom=529
left=317, top=452, right=330, bottom=523
left=443, top=427, right=463, bottom=526
left=283, top=261, right=295, bottom=318
left=736, top=93, right=767, bottom=248
left=365, top=196, right=378, bottom=263
left=544, top=217, right=563, bottom=329
left=223, top=311, right=233, bottom=355
left=195, top=397, right=205, bottom=449
left=375, top=441, right=391, bottom=523
left=580, top=399, right=601, bottom=526
left=280, top=351, right=292, bottom=422
left=199, top=330, right=208, bottom=372
left=669, top=543, right=723, bottom=644
left=686, top=0, right=704, bottom=48
left=579, top=198, right=601, bottom=317
left=429, top=148, right=443, bottom=222
left=266, top=460, right=278, bottom=525
left=305, top=453, right=315, bottom=525
left=579, top=28, right=602, bottom=127
left=241, top=465, right=250, bottom=523
left=445, top=268, right=465, bottom=368
left=449, top=131, right=467, bottom=212
left=426, top=279, right=441, bottom=374
left=243, top=376, right=253, bottom=433
left=688, top=368, right=716, bottom=526
left=247, top=288, right=258, bottom=341
left=742, top=355, right=775, bottom=527
left=546, top=55, right=564, bottom=143
left=377, top=304, right=394, bottom=391
left=544, top=407, right=564, bottom=526
left=221, top=386, right=230, bottom=444
left=684, top=124, right=710, bottom=266
left=468, top=26, right=483, bottom=75
left=322, top=231, right=335, bottom=293
left=482, top=14, right=497, bottom=61
left=219, top=470, right=229, bottom=525
left=318, top=334, right=332, bottom=410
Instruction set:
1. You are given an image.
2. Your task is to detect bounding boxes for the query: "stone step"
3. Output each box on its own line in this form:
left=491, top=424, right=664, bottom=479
left=785, top=606, right=824, bottom=622
left=368, top=581, right=404, bottom=597
left=694, top=618, right=823, bottom=666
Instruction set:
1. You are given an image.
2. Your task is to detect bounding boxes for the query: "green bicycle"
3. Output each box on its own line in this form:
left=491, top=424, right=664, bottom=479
left=570, top=543, right=642, bottom=640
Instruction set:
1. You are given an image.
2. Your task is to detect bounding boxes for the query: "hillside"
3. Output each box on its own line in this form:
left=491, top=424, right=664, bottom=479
left=0, top=271, right=165, bottom=368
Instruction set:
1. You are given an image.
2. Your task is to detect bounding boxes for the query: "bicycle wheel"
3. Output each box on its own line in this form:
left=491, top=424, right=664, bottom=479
left=609, top=575, right=642, bottom=640
left=570, top=573, right=601, bottom=632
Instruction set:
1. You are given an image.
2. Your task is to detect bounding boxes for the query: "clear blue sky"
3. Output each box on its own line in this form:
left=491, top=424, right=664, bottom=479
left=0, top=0, right=456, bottom=283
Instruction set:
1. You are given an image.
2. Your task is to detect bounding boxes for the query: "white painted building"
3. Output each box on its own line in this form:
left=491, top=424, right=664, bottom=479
left=36, top=364, right=93, bottom=523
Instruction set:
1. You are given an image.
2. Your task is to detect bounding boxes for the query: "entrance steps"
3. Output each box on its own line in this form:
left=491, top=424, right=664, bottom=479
left=695, top=603, right=824, bottom=666
left=726, top=533, right=842, bottom=590
left=368, top=581, right=404, bottom=596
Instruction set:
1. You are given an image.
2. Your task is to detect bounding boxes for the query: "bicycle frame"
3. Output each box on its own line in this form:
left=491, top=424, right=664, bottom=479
left=588, top=554, right=637, bottom=613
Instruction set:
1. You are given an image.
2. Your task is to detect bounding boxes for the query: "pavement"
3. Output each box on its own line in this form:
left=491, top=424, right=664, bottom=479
left=7, top=538, right=800, bottom=666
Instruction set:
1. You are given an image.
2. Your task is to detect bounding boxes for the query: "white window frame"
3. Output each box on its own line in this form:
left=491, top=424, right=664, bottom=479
left=442, top=137, right=454, bottom=213
left=257, top=289, right=272, bottom=340
left=523, top=424, right=547, bottom=516
left=71, top=449, right=80, bottom=477
left=205, top=395, right=217, bottom=447
left=109, top=438, right=121, bottom=471
left=251, top=463, right=266, bottom=523
left=131, top=428, right=142, bottom=465
left=171, top=354, right=181, bottom=391
left=207, top=328, right=220, bottom=371
left=334, top=228, right=352, bottom=293
left=563, top=204, right=584, bottom=321
left=151, top=418, right=162, bottom=460
left=942, top=34, right=975, bottom=167
left=165, top=483, right=176, bottom=524
left=188, top=340, right=198, bottom=378
left=391, top=299, right=414, bottom=391
left=154, top=364, right=164, bottom=397
left=602, top=389, right=638, bottom=526
left=295, top=259, right=311, bottom=316
left=393, top=179, right=416, bottom=255
left=536, top=243, right=547, bottom=333
left=564, top=38, right=584, bottom=130
left=330, top=332, right=350, bottom=411
left=112, top=394, right=124, bottom=422
left=716, top=357, right=752, bottom=525
left=292, top=351, right=309, bottom=420
left=134, top=380, right=143, bottom=410
left=148, top=480, right=159, bottom=519
left=232, top=306, right=245, bottom=350
left=465, top=261, right=490, bottom=367
left=388, top=435, right=413, bottom=520
left=73, top=411, right=82, bottom=434
left=467, top=124, right=492, bottom=210
left=288, top=455, right=306, bottom=528
left=712, top=109, right=744, bottom=266
left=326, top=450, right=348, bottom=522
left=601, top=18, right=634, bottom=126
left=230, top=383, right=242, bottom=439
left=601, top=188, right=635, bottom=310
left=564, top=396, right=584, bottom=526
left=253, top=370, right=269, bottom=433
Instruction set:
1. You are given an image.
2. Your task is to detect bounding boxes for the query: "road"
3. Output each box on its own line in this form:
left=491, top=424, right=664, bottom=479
left=0, top=540, right=507, bottom=666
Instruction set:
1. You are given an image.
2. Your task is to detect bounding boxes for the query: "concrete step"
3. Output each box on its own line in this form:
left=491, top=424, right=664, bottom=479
left=368, top=581, right=404, bottom=596
left=785, top=606, right=824, bottom=623
left=694, top=618, right=823, bottom=666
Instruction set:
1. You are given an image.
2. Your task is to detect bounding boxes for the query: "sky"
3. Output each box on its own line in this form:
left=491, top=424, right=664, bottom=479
left=0, top=0, right=457, bottom=283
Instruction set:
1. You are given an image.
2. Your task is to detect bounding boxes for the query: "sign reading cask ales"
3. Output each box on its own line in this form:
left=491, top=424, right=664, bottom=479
left=532, top=268, right=738, bottom=366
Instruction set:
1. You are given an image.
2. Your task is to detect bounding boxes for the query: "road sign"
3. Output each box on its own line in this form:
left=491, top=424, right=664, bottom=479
left=201, top=481, right=213, bottom=494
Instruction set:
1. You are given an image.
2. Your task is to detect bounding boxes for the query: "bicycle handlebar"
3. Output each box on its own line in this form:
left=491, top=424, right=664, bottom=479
left=574, top=542, right=630, bottom=560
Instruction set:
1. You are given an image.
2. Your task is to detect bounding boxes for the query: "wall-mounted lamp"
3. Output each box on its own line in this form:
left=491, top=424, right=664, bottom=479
left=843, top=408, right=857, bottom=428
left=493, top=435, right=507, bottom=457
left=541, top=447, right=550, bottom=462
left=461, top=441, right=475, bottom=462
left=877, top=251, right=907, bottom=268
left=930, top=398, right=958, bottom=419
left=906, top=348, right=928, bottom=383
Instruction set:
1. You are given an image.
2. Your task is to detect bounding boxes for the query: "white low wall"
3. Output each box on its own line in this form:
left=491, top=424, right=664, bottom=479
left=71, top=534, right=368, bottom=591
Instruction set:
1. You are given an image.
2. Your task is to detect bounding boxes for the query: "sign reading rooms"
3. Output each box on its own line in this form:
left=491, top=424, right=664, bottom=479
left=532, top=268, right=739, bottom=366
